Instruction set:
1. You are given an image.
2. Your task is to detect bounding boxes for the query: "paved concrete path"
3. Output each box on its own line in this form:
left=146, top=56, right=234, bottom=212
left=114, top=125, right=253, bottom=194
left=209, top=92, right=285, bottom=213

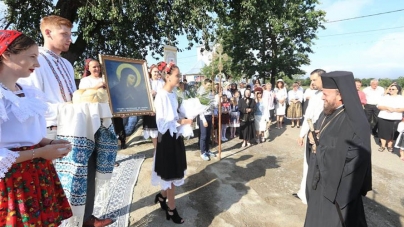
left=118, top=123, right=404, bottom=227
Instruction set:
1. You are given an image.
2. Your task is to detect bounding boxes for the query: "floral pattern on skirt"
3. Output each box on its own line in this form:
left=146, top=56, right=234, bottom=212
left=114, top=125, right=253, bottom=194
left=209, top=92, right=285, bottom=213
left=0, top=145, right=72, bottom=227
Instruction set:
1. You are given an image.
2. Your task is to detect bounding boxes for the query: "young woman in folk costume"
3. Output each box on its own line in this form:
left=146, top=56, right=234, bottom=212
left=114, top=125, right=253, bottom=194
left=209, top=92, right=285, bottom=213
left=143, top=63, right=165, bottom=149
left=151, top=61, right=193, bottom=224
left=79, top=58, right=105, bottom=90
left=0, top=30, right=73, bottom=226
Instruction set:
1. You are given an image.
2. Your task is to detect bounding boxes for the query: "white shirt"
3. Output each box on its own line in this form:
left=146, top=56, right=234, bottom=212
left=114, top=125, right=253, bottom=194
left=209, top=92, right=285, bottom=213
left=298, top=87, right=304, bottom=93
left=363, top=86, right=384, bottom=105
left=150, top=79, right=165, bottom=92
left=79, top=76, right=103, bottom=89
left=299, top=90, right=324, bottom=138
left=262, top=90, right=275, bottom=110
left=304, top=88, right=317, bottom=102
left=0, top=85, right=47, bottom=178
left=154, top=89, right=180, bottom=136
left=239, top=88, right=246, bottom=97
left=18, top=47, right=76, bottom=127
left=223, top=90, right=232, bottom=99
left=287, top=90, right=303, bottom=103
left=377, top=95, right=404, bottom=120
left=274, top=88, right=287, bottom=101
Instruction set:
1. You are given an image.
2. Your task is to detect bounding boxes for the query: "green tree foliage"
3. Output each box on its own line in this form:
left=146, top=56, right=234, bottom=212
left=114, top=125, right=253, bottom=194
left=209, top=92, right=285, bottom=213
left=200, top=54, right=243, bottom=82
left=1, top=0, right=219, bottom=69
left=395, top=77, right=404, bottom=88
left=216, top=0, right=325, bottom=86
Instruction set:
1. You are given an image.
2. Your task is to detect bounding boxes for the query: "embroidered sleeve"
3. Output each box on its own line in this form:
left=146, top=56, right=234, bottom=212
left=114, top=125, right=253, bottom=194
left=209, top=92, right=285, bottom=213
left=155, top=92, right=177, bottom=135
left=0, top=148, right=19, bottom=179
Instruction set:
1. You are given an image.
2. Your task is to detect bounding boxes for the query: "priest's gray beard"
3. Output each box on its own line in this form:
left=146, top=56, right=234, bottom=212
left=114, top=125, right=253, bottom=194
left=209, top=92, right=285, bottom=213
left=323, top=100, right=338, bottom=115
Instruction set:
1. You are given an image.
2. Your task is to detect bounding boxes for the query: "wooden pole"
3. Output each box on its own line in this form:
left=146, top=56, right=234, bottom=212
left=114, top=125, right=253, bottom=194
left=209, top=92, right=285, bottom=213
left=216, top=44, right=227, bottom=160
left=210, top=57, right=216, bottom=149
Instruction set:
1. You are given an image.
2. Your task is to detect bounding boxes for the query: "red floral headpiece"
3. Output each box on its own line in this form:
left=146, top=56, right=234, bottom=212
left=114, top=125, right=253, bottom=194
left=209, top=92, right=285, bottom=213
left=156, top=61, right=177, bottom=74
left=165, top=62, right=176, bottom=74
left=157, top=61, right=167, bottom=72
left=0, top=30, right=22, bottom=55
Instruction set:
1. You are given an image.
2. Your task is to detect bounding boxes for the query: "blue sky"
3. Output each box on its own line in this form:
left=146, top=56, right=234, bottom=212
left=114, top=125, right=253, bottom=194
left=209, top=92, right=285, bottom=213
left=148, top=0, right=404, bottom=79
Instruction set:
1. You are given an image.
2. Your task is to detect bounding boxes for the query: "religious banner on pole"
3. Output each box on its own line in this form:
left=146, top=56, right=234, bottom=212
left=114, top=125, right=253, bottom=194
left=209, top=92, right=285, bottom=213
left=164, top=45, right=177, bottom=64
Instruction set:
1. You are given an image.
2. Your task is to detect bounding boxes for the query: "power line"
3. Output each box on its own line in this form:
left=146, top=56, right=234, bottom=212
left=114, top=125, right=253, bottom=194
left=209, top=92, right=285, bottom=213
left=326, top=9, right=404, bottom=23
left=320, top=26, right=404, bottom=37
left=315, top=38, right=402, bottom=49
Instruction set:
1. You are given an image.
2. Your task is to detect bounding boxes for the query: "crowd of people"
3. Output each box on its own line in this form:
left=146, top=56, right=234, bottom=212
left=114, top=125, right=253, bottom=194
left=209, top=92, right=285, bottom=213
left=0, top=14, right=402, bottom=227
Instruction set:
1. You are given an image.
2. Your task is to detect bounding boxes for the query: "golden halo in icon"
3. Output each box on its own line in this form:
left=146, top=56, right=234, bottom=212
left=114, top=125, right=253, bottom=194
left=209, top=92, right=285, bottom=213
left=116, top=63, right=142, bottom=87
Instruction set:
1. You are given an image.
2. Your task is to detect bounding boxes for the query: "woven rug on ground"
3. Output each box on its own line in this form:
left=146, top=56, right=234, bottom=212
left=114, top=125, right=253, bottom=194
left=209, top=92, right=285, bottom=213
left=93, top=154, right=145, bottom=227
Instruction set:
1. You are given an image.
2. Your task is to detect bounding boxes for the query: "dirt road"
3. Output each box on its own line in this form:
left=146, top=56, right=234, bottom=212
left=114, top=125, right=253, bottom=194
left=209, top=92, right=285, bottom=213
left=120, top=125, right=404, bottom=227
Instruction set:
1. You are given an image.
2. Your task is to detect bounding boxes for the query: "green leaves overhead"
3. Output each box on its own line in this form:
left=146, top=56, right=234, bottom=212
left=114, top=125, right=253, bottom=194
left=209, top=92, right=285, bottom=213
left=1, top=0, right=325, bottom=84
left=216, top=0, right=325, bottom=84
left=1, top=0, right=218, bottom=65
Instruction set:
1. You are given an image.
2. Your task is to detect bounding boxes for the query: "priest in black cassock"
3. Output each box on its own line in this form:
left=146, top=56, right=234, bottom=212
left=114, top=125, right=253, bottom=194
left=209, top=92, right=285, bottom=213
left=305, top=71, right=372, bottom=227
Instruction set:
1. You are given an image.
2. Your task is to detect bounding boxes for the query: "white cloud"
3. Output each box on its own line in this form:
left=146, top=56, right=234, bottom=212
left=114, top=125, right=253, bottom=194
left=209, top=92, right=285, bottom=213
left=321, top=0, right=373, bottom=21
left=303, top=31, right=404, bottom=79
left=319, top=0, right=374, bottom=31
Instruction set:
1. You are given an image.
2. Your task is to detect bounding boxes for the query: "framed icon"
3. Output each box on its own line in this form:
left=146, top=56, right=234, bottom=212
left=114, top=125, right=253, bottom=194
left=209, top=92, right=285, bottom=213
left=99, top=54, right=154, bottom=116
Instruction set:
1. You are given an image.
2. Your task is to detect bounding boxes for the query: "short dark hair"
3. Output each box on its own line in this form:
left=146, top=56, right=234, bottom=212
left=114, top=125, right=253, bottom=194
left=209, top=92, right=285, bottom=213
left=354, top=79, right=362, bottom=83
left=310, top=69, right=326, bottom=76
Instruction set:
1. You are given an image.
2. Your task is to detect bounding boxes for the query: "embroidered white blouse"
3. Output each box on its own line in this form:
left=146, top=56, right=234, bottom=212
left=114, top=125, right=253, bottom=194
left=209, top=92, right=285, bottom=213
left=79, top=76, right=103, bottom=89
left=274, top=87, right=287, bottom=101
left=154, top=89, right=180, bottom=136
left=18, top=47, right=76, bottom=127
left=0, top=85, right=47, bottom=178
left=287, top=90, right=303, bottom=103
left=150, top=79, right=165, bottom=93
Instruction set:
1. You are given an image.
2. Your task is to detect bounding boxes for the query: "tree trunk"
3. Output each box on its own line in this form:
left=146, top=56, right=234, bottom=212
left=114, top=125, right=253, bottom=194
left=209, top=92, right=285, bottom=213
left=55, top=0, right=87, bottom=65
left=270, top=34, right=278, bottom=86
left=62, top=32, right=87, bottom=65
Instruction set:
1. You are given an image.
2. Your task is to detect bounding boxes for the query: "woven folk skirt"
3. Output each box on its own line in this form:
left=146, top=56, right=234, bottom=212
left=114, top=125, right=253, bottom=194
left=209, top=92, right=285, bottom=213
left=286, top=102, right=303, bottom=120
left=0, top=145, right=72, bottom=227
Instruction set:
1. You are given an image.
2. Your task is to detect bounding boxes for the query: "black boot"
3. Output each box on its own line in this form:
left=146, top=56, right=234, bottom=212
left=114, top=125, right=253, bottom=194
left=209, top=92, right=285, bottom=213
left=154, top=193, right=168, bottom=211
left=165, top=207, right=184, bottom=224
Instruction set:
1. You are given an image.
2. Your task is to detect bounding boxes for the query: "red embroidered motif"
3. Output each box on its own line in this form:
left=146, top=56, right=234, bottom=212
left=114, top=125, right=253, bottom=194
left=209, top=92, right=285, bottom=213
left=0, top=30, right=22, bottom=55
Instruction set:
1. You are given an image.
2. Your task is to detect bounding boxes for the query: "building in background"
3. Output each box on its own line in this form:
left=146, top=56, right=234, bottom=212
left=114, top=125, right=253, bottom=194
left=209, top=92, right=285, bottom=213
left=184, top=44, right=216, bottom=82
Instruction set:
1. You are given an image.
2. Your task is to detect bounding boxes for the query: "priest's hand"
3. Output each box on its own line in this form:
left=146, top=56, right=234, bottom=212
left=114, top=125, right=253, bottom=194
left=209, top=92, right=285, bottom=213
left=308, top=132, right=315, bottom=145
